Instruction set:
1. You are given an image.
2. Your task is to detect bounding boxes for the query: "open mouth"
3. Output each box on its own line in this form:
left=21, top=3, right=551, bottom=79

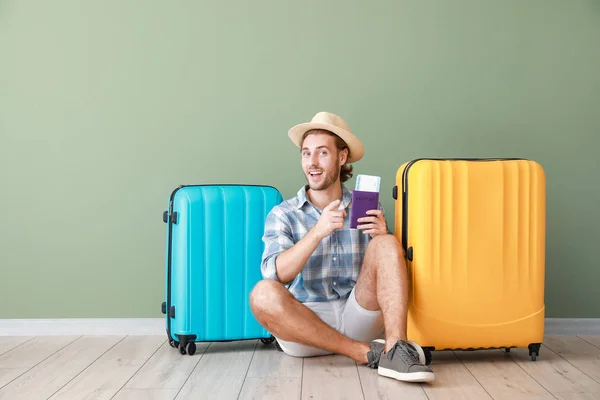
left=308, top=170, right=323, bottom=181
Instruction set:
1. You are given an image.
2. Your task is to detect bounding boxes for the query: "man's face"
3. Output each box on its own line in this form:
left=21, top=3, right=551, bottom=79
left=301, top=133, right=346, bottom=191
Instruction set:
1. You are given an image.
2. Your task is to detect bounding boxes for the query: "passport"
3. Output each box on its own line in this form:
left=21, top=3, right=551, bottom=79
left=350, top=175, right=381, bottom=229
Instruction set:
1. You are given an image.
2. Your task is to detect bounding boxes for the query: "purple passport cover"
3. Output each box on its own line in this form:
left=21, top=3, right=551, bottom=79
left=350, top=190, right=380, bottom=229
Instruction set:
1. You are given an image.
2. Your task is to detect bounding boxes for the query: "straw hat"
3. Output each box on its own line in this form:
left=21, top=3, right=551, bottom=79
left=288, top=112, right=364, bottom=163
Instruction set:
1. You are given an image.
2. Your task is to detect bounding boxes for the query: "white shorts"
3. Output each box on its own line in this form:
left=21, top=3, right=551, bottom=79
left=275, top=287, right=385, bottom=357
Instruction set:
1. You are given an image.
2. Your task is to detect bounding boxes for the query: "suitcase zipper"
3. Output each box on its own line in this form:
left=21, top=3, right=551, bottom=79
left=399, top=158, right=526, bottom=259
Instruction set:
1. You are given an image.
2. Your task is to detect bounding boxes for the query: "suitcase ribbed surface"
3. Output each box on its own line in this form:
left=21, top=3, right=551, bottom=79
left=395, top=159, right=546, bottom=350
left=167, top=185, right=282, bottom=342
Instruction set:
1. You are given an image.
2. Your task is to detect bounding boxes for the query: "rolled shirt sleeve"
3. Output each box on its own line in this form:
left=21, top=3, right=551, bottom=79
left=261, top=207, right=294, bottom=282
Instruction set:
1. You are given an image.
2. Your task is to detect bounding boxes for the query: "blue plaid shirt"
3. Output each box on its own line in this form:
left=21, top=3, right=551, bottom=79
left=261, top=184, right=385, bottom=303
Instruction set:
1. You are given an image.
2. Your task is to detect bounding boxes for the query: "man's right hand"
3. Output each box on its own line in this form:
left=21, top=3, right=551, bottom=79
left=272, top=199, right=346, bottom=283
left=314, top=199, right=346, bottom=240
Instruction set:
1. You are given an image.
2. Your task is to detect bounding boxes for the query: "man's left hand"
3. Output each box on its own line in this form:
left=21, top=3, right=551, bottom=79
left=357, top=210, right=387, bottom=238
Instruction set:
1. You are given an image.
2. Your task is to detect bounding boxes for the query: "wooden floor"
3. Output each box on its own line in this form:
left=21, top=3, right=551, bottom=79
left=0, top=335, right=599, bottom=399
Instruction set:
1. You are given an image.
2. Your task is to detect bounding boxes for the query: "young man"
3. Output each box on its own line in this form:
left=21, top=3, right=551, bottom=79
left=249, top=112, right=435, bottom=383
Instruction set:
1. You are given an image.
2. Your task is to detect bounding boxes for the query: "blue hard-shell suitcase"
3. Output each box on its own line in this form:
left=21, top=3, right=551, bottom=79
left=161, top=184, right=283, bottom=355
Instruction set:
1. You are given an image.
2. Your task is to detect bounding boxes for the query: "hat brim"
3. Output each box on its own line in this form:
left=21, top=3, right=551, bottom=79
left=288, top=122, right=364, bottom=163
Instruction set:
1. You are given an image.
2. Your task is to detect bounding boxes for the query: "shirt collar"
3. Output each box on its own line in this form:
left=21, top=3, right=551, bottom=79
left=296, top=184, right=353, bottom=211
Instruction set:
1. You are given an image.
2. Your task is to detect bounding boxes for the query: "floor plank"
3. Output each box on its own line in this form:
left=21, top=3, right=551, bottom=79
left=245, top=343, right=303, bottom=378
left=552, top=393, right=600, bottom=400
left=455, top=349, right=555, bottom=399
left=0, top=336, right=123, bottom=400
left=301, top=354, right=364, bottom=400
left=0, top=336, right=79, bottom=388
left=112, top=388, right=179, bottom=400
left=421, top=351, right=493, bottom=400
left=47, top=335, right=165, bottom=400
left=357, top=365, right=428, bottom=400
left=0, top=337, right=34, bottom=356
left=579, top=336, right=600, bottom=350
left=238, top=377, right=302, bottom=400
left=544, top=336, right=600, bottom=384
left=175, top=340, right=257, bottom=400
left=238, top=344, right=303, bottom=399
left=125, top=340, right=207, bottom=390
left=508, top=343, right=600, bottom=397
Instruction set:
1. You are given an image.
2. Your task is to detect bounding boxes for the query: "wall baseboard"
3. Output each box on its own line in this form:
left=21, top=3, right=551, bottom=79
left=544, top=318, right=600, bottom=335
left=1, top=318, right=599, bottom=336
left=0, top=318, right=164, bottom=336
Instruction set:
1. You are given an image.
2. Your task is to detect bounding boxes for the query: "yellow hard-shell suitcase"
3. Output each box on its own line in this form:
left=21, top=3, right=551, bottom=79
left=392, top=158, right=545, bottom=364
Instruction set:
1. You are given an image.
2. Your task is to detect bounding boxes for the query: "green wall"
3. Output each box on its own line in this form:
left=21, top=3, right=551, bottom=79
left=1, top=0, right=599, bottom=319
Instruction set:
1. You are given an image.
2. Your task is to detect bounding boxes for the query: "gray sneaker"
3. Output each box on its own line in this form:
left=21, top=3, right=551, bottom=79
left=378, top=340, right=435, bottom=383
left=366, top=339, right=426, bottom=369
left=366, top=339, right=386, bottom=368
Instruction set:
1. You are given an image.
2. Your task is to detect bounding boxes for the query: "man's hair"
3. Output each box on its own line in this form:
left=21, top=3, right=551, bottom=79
left=301, top=129, right=353, bottom=183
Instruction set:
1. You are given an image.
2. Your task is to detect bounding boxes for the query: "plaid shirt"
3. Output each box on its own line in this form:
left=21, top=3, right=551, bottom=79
left=261, top=184, right=385, bottom=303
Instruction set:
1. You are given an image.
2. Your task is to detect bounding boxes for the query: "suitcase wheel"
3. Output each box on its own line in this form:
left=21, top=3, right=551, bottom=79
left=424, top=348, right=433, bottom=365
left=260, top=336, right=275, bottom=345
left=528, top=343, right=541, bottom=361
left=169, top=339, right=179, bottom=349
left=179, top=341, right=196, bottom=356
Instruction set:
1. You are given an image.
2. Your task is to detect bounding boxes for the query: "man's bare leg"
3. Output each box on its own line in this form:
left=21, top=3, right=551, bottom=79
left=353, top=234, right=409, bottom=352
left=250, top=280, right=371, bottom=363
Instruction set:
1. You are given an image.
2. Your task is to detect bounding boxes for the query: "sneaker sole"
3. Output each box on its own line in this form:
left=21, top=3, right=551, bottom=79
left=378, top=366, right=435, bottom=383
